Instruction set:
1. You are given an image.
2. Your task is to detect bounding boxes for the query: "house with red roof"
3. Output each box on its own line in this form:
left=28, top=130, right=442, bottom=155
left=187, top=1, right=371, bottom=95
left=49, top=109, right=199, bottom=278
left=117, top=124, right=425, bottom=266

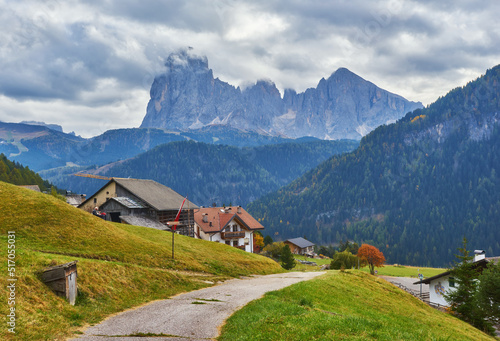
left=193, top=206, right=264, bottom=253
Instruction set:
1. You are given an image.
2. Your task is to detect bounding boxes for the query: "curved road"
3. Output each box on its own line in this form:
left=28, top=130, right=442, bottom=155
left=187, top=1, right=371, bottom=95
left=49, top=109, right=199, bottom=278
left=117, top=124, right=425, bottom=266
left=73, top=271, right=324, bottom=341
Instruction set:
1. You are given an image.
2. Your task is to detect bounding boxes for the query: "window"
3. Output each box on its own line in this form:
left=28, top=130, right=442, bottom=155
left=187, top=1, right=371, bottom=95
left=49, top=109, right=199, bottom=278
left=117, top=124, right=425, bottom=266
left=94, top=198, right=97, bottom=204
left=225, top=240, right=230, bottom=245
left=449, top=277, right=455, bottom=287
left=233, top=240, right=238, bottom=247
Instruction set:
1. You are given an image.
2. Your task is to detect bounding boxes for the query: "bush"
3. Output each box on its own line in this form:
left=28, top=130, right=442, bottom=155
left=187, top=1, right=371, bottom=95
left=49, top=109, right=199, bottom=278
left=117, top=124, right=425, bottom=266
left=262, top=242, right=285, bottom=260
left=330, top=250, right=358, bottom=270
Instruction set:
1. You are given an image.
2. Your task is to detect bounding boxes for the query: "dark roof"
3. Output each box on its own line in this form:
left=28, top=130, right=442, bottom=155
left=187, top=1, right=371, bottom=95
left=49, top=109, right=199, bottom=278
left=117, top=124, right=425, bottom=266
left=106, top=197, right=146, bottom=209
left=413, top=258, right=492, bottom=285
left=194, top=206, right=264, bottom=233
left=114, top=178, right=198, bottom=211
left=285, top=237, right=315, bottom=249
left=78, top=178, right=198, bottom=211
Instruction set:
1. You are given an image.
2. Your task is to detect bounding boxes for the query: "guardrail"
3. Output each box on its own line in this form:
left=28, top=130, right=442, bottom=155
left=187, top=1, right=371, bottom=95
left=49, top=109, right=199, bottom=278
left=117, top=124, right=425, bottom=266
left=390, top=282, right=429, bottom=302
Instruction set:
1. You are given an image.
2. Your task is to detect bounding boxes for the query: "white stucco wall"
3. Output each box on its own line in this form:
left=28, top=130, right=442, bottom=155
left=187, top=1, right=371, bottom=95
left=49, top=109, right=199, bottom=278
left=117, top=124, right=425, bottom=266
left=429, top=275, right=456, bottom=307
left=195, top=221, right=255, bottom=252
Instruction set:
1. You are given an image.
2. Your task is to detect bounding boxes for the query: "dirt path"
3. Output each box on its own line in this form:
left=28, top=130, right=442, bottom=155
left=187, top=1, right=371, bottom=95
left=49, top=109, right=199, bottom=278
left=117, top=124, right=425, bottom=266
left=72, top=271, right=324, bottom=341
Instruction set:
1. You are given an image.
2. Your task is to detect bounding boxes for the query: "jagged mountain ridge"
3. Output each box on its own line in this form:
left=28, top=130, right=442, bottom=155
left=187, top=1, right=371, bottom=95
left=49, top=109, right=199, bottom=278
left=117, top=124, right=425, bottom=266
left=140, top=51, right=423, bottom=140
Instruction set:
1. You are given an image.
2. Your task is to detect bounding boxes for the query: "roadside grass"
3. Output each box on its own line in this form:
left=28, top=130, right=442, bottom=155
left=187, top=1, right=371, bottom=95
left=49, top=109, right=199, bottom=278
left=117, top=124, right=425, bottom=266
left=293, top=255, right=444, bottom=279
left=0, top=182, right=282, bottom=340
left=358, top=264, right=445, bottom=278
left=219, top=271, right=494, bottom=341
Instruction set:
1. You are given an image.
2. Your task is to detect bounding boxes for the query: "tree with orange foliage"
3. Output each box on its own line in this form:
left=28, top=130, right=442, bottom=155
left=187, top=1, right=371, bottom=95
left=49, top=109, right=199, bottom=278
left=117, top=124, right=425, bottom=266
left=253, top=233, right=264, bottom=253
left=357, top=244, right=386, bottom=275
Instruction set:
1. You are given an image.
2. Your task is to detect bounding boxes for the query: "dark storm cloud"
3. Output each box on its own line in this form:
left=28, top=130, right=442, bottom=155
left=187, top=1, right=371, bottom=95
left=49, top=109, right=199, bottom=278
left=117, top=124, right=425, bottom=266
left=87, top=0, right=226, bottom=33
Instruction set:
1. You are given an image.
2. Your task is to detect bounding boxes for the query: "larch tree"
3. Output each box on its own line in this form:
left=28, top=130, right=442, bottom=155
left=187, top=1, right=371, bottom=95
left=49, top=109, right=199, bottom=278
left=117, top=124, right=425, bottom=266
left=357, top=244, right=385, bottom=275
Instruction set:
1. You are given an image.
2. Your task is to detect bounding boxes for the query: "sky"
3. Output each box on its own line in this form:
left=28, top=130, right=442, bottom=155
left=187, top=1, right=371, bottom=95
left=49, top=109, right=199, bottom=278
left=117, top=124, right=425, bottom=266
left=1, top=0, right=499, bottom=138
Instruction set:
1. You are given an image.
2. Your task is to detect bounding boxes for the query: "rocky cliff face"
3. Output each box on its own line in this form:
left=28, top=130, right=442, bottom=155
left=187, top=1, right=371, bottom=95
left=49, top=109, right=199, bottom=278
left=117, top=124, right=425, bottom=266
left=140, top=51, right=422, bottom=140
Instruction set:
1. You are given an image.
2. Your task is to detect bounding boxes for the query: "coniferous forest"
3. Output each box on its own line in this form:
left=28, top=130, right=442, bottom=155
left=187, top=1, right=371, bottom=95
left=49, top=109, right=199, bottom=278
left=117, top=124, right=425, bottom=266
left=248, top=65, right=500, bottom=267
left=56, top=139, right=358, bottom=207
left=0, top=154, right=53, bottom=191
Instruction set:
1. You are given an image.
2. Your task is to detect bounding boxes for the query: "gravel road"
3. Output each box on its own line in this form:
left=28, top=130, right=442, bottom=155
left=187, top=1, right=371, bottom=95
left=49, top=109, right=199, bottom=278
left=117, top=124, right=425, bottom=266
left=72, top=271, right=324, bottom=341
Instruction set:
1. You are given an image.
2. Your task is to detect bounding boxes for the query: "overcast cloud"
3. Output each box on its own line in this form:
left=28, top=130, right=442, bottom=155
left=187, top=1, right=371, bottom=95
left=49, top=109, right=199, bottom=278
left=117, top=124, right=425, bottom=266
left=1, top=0, right=499, bottom=137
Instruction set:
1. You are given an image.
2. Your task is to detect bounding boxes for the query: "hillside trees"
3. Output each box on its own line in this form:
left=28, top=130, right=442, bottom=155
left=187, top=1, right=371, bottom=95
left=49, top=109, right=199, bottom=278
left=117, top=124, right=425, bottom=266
left=358, top=244, right=385, bottom=275
left=59, top=139, right=357, bottom=207
left=476, top=262, right=500, bottom=326
left=0, top=154, right=52, bottom=190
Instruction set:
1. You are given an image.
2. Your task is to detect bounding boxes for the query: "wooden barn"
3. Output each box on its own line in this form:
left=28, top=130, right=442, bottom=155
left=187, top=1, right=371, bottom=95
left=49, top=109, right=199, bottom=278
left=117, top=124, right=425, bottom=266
left=78, top=178, right=198, bottom=236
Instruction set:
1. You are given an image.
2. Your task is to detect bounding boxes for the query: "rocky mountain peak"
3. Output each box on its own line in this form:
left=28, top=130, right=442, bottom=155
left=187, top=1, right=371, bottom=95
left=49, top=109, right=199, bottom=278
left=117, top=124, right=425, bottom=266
left=165, top=49, right=209, bottom=73
left=140, top=52, right=423, bottom=140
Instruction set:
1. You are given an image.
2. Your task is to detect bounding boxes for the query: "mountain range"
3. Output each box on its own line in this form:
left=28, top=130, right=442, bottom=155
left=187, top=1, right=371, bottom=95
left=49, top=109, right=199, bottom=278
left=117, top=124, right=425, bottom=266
left=248, top=64, right=500, bottom=267
left=0, top=122, right=304, bottom=172
left=140, top=50, right=422, bottom=140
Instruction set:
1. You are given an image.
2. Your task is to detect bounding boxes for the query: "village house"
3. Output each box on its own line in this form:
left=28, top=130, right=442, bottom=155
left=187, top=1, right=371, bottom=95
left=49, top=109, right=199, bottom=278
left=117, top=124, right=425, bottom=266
left=414, top=250, right=500, bottom=307
left=284, top=237, right=316, bottom=256
left=78, top=178, right=198, bottom=236
left=193, top=206, right=264, bottom=253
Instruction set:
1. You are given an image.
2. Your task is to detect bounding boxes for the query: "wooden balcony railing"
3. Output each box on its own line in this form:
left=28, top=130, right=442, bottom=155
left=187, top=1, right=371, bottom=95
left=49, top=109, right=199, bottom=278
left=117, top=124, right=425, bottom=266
left=221, top=231, right=245, bottom=239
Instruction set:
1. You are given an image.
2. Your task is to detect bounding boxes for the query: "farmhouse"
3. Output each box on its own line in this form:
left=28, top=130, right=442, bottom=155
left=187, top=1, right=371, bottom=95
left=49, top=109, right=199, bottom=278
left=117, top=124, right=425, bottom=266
left=78, top=178, right=198, bottom=236
left=193, top=206, right=264, bottom=253
left=414, top=250, right=499, bottom=307
left=284, top=237, right=315, bottom=256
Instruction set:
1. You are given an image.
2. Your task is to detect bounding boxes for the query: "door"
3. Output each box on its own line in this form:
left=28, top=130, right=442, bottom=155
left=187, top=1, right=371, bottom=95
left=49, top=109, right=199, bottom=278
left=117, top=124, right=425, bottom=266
left=68, top=272, right=77, bottom=305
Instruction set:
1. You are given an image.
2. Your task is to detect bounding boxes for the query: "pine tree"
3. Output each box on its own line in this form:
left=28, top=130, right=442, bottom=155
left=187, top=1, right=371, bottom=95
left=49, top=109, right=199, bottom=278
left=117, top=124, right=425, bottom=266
left=280, top=245, right=296, bottom=270
left=444, top=238, right=493, bottom=334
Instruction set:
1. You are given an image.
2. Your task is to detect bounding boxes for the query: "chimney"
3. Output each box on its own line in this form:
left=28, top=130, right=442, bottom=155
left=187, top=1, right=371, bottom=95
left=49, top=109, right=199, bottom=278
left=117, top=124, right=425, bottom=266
left=237, top=205, right=242, bottom=214
left=474, top=250, right=485, bottom=262
left=202, top=213, right=208, bottom=223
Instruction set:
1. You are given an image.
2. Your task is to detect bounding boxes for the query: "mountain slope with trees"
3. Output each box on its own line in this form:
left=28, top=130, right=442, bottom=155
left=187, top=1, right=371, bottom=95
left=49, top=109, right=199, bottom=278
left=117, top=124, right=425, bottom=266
left=248, top=64, right=500, bottom=267
left=0, top=122, right=300, bottom=172
left=53, top=139, right=358, bottom=206
left=0, top=153, right=53, bottom=191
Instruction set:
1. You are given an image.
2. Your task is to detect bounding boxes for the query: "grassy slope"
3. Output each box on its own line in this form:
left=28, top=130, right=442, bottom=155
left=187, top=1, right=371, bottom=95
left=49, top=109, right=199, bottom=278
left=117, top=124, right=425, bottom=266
left=219, top=271, right=495, bottom=341
left=0, top=182, right=282, bottom=340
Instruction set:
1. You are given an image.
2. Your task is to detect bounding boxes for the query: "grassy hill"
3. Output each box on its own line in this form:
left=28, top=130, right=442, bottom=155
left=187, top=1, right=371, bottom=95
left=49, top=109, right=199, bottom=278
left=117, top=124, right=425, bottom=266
left=0, top=181, right=282, bottom=340
left=219, top=271, right=495, bottom=340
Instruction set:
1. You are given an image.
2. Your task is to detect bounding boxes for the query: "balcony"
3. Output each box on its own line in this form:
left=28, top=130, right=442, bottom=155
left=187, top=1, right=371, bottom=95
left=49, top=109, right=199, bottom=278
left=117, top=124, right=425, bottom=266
left=221, top=231, right=245, bottom=239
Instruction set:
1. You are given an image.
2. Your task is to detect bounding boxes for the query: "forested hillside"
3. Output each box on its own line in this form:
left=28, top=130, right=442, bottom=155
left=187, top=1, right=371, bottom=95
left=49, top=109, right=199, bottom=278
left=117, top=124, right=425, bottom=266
left=248, top=65, right=500, bottom=267
left=0, top=154, right=52, bottom=190
left=53, top=139, right=358, bottom=206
